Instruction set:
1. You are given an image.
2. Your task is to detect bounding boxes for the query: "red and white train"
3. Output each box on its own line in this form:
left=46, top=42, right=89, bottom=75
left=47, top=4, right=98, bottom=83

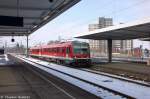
left=30, top=41, right=91, bottom=66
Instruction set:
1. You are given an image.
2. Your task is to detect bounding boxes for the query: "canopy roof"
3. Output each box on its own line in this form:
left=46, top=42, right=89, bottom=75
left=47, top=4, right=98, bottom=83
left=0, top=0, right=80, bottom=36
left=140, top=38, right=150, bottom=41
left=76, top=17, right=150, bottom=40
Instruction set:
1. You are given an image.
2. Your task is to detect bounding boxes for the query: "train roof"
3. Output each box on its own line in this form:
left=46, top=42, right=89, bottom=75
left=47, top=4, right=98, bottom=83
left=30, top=41, right=88, bottom=50
left=42, top=41, right=72, bottom=49
left=30, top=46, right=41, bottom=50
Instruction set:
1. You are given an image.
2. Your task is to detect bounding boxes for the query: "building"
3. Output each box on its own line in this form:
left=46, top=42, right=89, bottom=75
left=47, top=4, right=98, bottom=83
left=121, top=40, right=133, bottom=50
left=89, top=24, right=100, bottom=31
left=89, top=17, right=133, bottom=56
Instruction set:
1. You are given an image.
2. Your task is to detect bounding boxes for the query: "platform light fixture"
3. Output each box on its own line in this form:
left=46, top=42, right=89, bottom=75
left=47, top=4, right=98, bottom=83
left=49, top=0, right=53, bottom=3
left=43, top=16, right=49, bottom=20
left=33, top=25, right=37, bottom=29
left=11, top=33, right=15, bottom=42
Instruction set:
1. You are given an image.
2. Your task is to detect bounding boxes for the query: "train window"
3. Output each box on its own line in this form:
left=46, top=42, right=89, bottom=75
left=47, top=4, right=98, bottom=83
left=60, top=48, right=63, bottom=53
left=62, top=48, right=65, bottom=53
left=54, top=48, right=56, bottom=53
left=49, top=48, right=51, bottom=53
left=61, top=48, right=63, bottom=53
left=57, top=48, right=60, bottom=53
left=52, top=48, right=54, bottom=52
left=59, top=48, right=61, bottom=53
left=73, top=42, right=90, bottom=54
left=57, top=48, right=59, bottom=53
left=55, top=48, right=57, bottom=53
left=66, top=47, right=70, bottom=54
left=55, top=48, right=56, bottom=53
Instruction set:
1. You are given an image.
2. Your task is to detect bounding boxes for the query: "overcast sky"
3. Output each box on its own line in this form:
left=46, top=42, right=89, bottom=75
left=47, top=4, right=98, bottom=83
left=2, top=0, right=150, bottom=48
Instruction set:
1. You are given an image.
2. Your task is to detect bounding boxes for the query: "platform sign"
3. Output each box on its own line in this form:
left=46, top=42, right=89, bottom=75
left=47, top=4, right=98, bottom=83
left=0, top=15, right=23, bottom=27
left=0, top=48, right=4, bottom=54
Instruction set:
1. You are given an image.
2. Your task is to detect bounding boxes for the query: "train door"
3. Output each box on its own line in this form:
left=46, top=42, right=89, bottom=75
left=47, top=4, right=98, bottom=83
left=62, top=47, right=65, bottom=57
left=66, top=47, right=69, bottom=58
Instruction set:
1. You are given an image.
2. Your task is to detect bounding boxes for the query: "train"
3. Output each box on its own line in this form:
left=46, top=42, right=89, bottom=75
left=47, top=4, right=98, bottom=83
left=30, top=41, right=91, bottom=66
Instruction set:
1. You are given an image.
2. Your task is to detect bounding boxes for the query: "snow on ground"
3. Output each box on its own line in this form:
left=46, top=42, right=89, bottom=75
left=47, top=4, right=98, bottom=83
left=17, top=55, right=150, bottom=99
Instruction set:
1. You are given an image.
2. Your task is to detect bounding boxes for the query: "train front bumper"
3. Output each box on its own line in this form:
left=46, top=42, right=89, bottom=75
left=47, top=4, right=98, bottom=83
left=72, top=58, right=91, bottom=65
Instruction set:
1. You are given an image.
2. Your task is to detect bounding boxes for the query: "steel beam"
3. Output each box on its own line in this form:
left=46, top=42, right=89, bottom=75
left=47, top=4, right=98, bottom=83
left=0, top=5, right=50, bottom=11
left=107, top=39, right=112, bottom=63
left=24, top=17, right=41, bottom=20
left=0, top=32, right=28, bottom=36
left=26, top=35, right=29, bottom=57
left=0, top=30, right=27, bottom=32
left=0, top=27, right=30, bottom=30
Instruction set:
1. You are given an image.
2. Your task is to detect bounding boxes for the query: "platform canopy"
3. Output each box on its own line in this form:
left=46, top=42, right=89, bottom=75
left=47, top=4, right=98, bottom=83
left=76, top=17, right=150, bottom=40
left=140, top=37, right=150, bottom=41
left=0, top=0, right=80, bottom=36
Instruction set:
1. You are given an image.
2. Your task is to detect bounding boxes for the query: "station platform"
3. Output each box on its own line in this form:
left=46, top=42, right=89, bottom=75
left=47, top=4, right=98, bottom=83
left=0, top=55, right=70, bottom=99
left=0, top=54, right=99, bottom=99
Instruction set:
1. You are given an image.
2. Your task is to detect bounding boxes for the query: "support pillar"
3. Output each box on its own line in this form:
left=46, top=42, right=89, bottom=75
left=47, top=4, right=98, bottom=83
left=26, top=35, right=29, bottom=57
left=107, top=39, right=112, bottom=63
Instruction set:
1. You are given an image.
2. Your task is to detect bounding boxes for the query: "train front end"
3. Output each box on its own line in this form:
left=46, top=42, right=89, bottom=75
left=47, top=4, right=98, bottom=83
left=71, top=41, right=91, bottom=66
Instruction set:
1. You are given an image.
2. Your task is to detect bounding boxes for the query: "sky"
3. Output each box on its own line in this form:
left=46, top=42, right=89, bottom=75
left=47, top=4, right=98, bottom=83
left=1, top=0, right=150, bottom=48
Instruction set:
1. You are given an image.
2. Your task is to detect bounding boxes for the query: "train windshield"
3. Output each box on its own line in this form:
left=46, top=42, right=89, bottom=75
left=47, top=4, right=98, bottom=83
left=73, top=42, right=90, bottom=54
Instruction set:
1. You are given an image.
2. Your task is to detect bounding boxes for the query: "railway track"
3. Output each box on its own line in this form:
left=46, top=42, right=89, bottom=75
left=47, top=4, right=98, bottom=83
left=31, top=56, right=150, bottom=87
left=79, top=68, right=150, bottom=87
left=22, top=63, right=77, bottom=99
left=18, top=58, right=129, bottom=99
left=12, top=55, right=150, bottom=99
left=8, top=54, right=99, bottom=99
